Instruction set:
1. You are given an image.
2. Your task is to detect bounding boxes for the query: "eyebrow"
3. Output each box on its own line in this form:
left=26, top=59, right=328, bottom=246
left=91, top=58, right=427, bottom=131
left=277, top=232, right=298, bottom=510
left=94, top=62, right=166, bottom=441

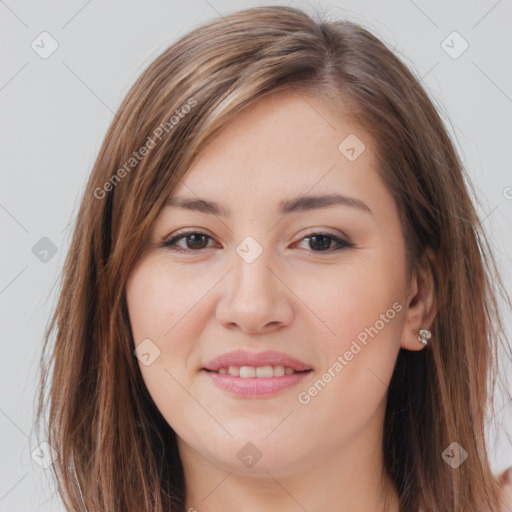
left=165, top=193, right=373, bottom=217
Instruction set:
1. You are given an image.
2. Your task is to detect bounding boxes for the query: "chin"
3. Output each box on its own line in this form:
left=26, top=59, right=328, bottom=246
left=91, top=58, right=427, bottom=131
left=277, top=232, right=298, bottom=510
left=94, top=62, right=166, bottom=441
left=225, top=436, right=310, bottom=475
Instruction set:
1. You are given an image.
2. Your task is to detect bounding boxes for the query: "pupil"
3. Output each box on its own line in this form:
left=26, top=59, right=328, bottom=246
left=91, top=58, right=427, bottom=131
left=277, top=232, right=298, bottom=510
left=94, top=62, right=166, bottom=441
left=188, top=234, right=207, bottom=249
left=311, top=235, right=330, bottom=251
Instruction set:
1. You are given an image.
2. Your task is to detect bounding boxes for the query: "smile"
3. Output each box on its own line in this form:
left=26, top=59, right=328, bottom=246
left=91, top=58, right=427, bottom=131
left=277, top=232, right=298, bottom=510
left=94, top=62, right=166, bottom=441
left=203, top=367, right=313, bottom=397
left=214, top=365, right=298, bottom=377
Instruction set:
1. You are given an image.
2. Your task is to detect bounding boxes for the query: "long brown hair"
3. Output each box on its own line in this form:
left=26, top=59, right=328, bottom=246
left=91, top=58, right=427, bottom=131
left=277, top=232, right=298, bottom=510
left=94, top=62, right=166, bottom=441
left=34, top=5, right=511, bottom=511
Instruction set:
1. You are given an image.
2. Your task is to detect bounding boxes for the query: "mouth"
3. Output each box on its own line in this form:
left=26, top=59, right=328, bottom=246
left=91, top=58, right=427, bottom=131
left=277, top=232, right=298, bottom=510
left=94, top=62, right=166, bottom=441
left=201, top=350, right=313, bottom=397
left=203, top=365, right=312, bottom=378
left=203, top=349, right=313, bottom=373
left=202, top=368, right=313, bottom=397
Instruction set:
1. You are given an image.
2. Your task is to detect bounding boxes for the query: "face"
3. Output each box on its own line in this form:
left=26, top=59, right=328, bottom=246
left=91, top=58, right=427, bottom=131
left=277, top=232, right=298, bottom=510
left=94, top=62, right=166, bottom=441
left=126, top=90, right=418, bottom=477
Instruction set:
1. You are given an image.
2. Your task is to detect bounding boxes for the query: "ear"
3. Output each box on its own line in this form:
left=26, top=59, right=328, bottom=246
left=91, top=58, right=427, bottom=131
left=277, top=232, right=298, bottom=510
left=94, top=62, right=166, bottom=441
left=400, top=246, right=438, bottom=351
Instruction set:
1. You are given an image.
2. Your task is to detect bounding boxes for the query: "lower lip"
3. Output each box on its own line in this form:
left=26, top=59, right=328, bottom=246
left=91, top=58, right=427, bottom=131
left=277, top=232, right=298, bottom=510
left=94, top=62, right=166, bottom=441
left=203, top=370, right=312, bottom=397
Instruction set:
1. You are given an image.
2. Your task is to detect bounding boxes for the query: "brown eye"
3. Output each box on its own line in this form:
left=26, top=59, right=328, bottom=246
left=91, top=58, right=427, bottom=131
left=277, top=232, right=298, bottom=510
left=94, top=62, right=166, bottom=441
left=308, top=234, right=334, bottom=251
left=297, top=232, right=353, bottom=252
left=162, top=231, right=214, bottom=253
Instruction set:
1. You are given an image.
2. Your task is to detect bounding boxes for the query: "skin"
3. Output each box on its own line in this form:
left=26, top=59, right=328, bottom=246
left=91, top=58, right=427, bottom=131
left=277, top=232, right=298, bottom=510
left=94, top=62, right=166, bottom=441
left=125, top=89, right=437, bottom=512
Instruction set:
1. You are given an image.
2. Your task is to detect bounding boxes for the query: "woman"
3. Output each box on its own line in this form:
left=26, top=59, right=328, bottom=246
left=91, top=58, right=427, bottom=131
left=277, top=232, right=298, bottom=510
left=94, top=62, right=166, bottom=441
left=35, top=5, right=512, bottom=512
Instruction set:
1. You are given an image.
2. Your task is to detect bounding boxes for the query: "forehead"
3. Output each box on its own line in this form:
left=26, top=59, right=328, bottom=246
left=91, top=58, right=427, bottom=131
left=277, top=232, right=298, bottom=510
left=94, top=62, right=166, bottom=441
left=168, top=89, right=388, bottom=218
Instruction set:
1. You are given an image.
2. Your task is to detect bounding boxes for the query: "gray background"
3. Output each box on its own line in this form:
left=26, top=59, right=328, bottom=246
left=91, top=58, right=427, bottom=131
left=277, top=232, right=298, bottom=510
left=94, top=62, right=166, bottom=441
left=1, top=1, right=511, bottom=510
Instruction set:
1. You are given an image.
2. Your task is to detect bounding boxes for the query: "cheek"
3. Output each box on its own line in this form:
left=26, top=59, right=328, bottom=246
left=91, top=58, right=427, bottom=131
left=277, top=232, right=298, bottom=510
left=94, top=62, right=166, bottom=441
left=294, top=278, right=403, bottom=449
left=125, top=259, right=214, bottom=412
left=126, top=259, right=199, bottom=343
left=125, top=270, right=189, bottom=446
left=293, top=257, right=404, bottom=418
left=298, top=257, right=405, bottom=351
left=125, top=262, right=190, bottom=390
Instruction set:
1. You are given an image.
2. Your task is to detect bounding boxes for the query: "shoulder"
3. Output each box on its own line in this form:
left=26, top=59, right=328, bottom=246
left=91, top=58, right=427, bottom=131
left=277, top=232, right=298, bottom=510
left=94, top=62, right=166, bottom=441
left=498, top=466, right=512, bottom=511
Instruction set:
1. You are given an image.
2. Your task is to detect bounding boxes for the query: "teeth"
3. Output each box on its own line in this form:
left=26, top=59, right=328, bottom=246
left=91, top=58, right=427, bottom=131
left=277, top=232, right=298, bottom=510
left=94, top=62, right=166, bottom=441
left=273, top=365, right=285, bottom=377
left=228, top=366, right=239, bottom=377
left=240, top=366, right=256, bottom=378
left=217, top=365, right=298, bottom=377
left=256, top=365, right=273, bottom=378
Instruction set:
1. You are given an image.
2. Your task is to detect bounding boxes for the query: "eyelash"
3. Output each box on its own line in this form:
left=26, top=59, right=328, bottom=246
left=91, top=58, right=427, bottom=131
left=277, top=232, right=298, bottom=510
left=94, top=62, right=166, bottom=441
left=161, top=230, right=354, bottom=254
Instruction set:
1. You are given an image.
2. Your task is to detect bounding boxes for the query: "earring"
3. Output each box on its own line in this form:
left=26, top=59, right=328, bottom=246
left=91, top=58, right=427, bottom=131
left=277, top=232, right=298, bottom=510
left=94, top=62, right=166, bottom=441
left=416, top=328, right=431, bottom=345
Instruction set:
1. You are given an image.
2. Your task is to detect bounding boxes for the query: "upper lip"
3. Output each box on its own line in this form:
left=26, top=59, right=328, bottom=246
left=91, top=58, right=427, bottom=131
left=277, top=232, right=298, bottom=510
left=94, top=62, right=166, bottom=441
left=203, top=349, right=312, bottom=372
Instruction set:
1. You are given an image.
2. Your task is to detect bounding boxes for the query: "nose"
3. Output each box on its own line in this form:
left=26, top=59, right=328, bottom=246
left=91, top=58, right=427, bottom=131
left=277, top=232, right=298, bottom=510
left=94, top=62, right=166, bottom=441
left=216, top=251, right=294, bottom=335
